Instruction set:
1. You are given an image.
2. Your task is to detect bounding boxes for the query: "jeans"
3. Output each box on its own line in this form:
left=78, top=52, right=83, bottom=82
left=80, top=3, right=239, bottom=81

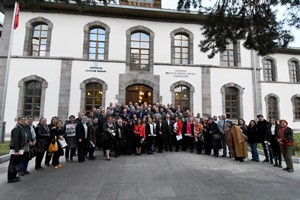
left=262, top=142, right=269, bottom=161
left=249, top=143, right=259, bottom=161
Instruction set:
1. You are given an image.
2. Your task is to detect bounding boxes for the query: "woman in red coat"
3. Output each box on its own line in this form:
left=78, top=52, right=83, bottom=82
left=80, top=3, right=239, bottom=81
left=173, top=116, right=182, bottom=152
left=133, top=119, right=146, bottom=155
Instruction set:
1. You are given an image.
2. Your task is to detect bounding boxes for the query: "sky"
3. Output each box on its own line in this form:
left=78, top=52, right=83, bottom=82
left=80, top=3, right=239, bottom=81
left=0, top=0, right=299, bottom=47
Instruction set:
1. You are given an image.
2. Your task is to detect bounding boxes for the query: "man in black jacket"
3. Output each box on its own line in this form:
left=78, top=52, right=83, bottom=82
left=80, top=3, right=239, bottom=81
left=7, top=117, right=26, bottom=183
left=162, top=114, right=173, bottom=152
left=257, top=115, right=270, bottom=162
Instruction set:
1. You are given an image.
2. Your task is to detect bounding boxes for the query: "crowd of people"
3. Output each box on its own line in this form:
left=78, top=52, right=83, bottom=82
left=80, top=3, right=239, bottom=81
left=7, top=101, right=296, bottom=183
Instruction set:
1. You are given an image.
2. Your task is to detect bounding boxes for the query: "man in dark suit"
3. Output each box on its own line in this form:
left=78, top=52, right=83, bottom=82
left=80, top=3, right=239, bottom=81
left=76, top=116, right=89, bottom=162
left=162, top=114, right=173, bottom=152
left=156, top=118, right=165, bottom=153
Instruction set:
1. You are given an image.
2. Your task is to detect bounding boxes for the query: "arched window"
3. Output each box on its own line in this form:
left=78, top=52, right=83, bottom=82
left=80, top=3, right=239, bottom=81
left=267, top=96, right=279, bottom=120
left=263, top=59, right=276, bottom=81
left=292, top=95, right=300, bottom=120
left=24, top=17, right=53, bottom=56
left=222, top=43, right=236, bottom=66
left=89, top=27, right=106, bottom=60
left=130, top=32, right=150, bottom=71
left=225, top=87, right=239, bottom=119
left=175, top=85, right=190, bottom=111
left=31, top=24, right=48, bottom=56
left=174, top=33, right=189, bottom=64
left=289, top=60, right=300, bottom=83
left=24, top=81, right=42, bottom=118
left=85, top=83, right=103, bottom=112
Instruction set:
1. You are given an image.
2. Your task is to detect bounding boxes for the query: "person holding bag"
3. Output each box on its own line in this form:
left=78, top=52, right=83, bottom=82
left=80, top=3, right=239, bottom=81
left=51, top=120, right=65, bottom=169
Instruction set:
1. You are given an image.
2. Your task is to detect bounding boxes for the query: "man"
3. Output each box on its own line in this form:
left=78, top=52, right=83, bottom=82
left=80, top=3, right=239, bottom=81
left=7, top=117, right=26, bottom=183
left=257, top=115, right=270, bottom=162
left=76, top=116, right=89, bottom=162
left=162, top=114, right=173, bottom=152
left=218, top=114, right=228, bottom=157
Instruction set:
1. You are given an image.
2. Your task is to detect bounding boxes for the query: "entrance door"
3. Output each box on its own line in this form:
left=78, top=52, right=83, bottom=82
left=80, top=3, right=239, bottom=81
left=126, top=84, right=153, bottom=105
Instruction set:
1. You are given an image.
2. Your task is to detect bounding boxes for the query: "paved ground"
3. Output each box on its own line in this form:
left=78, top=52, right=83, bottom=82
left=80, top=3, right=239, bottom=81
left=0, top=150, right=299, bottom=200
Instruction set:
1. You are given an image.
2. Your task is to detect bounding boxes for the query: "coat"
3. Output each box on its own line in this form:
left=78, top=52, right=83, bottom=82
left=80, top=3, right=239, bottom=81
left=257, top=120, right=269, bottom=143
left=10, top=124, right=26, bottom=152
left=88, top=123, right=99, bottom=148
left=229, top=125, right=248, bottom=158
left=35, top=123, right=51, bottom=152
left=64, top=122, right=77, bottom=149
left=162, top=119, right=173, bottom=137
left=156, top=122, right=165, bottom=139
left=246, top=125, right=259, bottom=144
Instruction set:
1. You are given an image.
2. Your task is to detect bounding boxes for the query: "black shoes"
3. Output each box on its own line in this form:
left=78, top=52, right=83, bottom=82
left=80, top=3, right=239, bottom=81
left=263, top=159, right=269, bottom=162
left=7, top=178, right=20, bottom=183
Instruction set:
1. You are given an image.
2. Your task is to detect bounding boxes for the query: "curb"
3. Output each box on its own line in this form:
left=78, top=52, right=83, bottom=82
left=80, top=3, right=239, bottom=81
left=0, top=154, right=10, bottom=164
left=255, top=149, right=300, bottom=164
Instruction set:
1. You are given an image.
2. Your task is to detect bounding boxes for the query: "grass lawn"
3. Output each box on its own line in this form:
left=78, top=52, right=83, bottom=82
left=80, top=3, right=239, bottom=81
left=257, top=133, right=300, bottom=157
left=0, top=141, right=10, bottom=156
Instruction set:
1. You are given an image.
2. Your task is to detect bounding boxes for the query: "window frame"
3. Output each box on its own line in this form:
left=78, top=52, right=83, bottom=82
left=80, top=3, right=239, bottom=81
left=289, top=59, right=300, bottom=83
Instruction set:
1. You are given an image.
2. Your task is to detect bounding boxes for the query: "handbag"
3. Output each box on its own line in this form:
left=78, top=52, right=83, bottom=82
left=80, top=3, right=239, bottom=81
left=28, top=147, right=37, bottom=160
left=48, top=142, right=58, bottom=153
left=212, top=134, right=221, bottom=140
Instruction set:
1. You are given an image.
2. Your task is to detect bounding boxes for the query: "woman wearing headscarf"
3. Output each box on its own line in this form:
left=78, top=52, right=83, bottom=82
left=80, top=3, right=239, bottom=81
left=87, top=118, right=99, bottom=160
left=64, top=115, right=77, bottom=162
left=227, top=121, right=248, bottom=162
left=207, top=117, right=221, bottom=157
left=35, top=117, right=51, bottom=170
left=277, top=119, right=295, bottom=172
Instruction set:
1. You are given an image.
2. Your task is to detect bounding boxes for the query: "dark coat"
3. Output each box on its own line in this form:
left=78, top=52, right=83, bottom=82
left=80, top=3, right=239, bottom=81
left=103, top=123, right=115, bottom=141
left=76, top=122, right=88, bottom=141
left=35, top=123, right=51, bottom=152
left=10, top=124, right=26, bottom=152
left=246, top=125, right=259, bottom=144
left=88, top=123, right=99, bottom=148
left=156, top=122, right=165, bottom=139
left=266, top=124, right=280, bottom=142
left=162, top=119, right=173, bottom=136
left=257, top=120, right=269, bottom=142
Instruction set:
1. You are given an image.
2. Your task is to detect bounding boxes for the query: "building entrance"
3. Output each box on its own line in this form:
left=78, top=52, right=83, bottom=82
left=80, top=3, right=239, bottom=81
left=126, top=84, right=153, bottom=105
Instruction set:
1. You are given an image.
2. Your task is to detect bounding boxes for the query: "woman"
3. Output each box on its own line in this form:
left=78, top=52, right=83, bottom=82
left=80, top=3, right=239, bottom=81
left=186, top=117, right=195, bottom=153
left=103, top=116, right=115, bottom=160
left=238, top=119, right=248, bottom=135
left=277, top=119, right=294, bottom=172
left=45, top=117, right=59, bottom=166
left=181, top=117, right=188, bottom=151
left=266, top=118, right=281, bottom=167
left=125, top=120, right=135, bottom=155
left=194, top=119, right=203, bottom=154
left=51, top=120, right=64, bottom=169
left=208, top=118, right=221, bottom=157
left=227, top=121, right=248, bottom=162
left=133, top=118, right=146, bottom=155
left=115, top=119, right=125, bottom=156
left=35, top=117, right=51, bottom=170
left=156, top=118, right=164, bottom=153
left=64, top=115, right=77, bottom=162
left=202, top=118, right=212, bottom=155
left=246, top=120, right=259, bottom=162
left=146, top=117, right=156, bottom=154
left=87, top=118, right=99, bottom=160
left=173, top=116, right=182, bottom=152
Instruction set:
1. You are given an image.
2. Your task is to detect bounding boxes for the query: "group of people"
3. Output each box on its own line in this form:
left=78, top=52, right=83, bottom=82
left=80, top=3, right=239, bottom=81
left=7, top=101, right=296, bottom=183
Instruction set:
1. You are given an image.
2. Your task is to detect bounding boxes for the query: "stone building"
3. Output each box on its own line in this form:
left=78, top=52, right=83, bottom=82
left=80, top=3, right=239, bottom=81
left=0, top=1, right=300, bottom=132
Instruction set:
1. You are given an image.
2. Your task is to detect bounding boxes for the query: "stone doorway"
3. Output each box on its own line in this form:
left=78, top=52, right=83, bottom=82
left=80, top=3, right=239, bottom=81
left=126, top=84, right=153, bottom=105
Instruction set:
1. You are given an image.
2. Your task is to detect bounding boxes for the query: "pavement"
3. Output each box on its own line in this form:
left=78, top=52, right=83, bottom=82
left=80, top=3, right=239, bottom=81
left=0, top=150, right=299, bottom=200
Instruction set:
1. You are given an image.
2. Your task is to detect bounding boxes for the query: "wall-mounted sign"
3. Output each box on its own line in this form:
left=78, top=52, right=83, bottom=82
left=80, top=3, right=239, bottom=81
left=166, top=69, right=196, bottom=78
left=85, top=63, right=107, bottom=73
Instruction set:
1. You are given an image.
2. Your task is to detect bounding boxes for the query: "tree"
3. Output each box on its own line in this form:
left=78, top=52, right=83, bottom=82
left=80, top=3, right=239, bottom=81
left=177, top=0, right=299, bottom=58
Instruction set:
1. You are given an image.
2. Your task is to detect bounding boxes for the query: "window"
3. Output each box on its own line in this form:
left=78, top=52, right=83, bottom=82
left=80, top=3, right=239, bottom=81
left=267, top=96, right=279, bottom=120
left=292, top=96, right=300, bottom=120
left=174, top=34, right=189, bottom=64
left=289, top=60, right=300, bottom=83
left=89, top=27, right=105, bottom=60
left=24, top=81, right=42, bottom=118
left=222, top=43, right=236, bottom=66
left=31, top=24, right=48, bottom=56
left=225, top=87, right=239, bottom=119
left=175, top=85, right=190, bottom=111
left=85, top=83, right=103, bottom=112
left=263, top=59, right=276, bottom=81
left=130, top=32, right=150, bottom=71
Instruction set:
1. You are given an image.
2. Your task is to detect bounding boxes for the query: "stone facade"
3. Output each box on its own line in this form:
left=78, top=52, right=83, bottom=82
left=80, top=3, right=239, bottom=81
left=201, top=67, right=211, bottom=117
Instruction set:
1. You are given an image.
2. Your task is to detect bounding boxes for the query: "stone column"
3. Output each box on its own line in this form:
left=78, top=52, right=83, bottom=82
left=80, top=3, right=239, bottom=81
left=57, top=59, right=73, bottom=121
left=0, top=9, right=13, bottom=113
left=251, top=51, right=263, bottom=117
left=202, top=67, right=211, bottom=117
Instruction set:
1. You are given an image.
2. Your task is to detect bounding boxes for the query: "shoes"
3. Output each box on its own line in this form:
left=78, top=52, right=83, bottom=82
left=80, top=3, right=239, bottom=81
left=221, top=154, right=226, bottom=157
left=53, top=166, right=59, bottom=169
left=287, top=169, right=294, bottom=173
left=18, top=172, right=25, bottom=176
left=45, top=163, right=51, bottom=167
left=24, top=171, right=30, bottom=175
left=66, top=158, right=69, bottom=162
left=278, top=164, right=282, bottom=168
left=263, top=159, right=269, bottom=162
left=35, top=166, right=43, bottom=170
left=283, top=167, right=289, bottom=171
left=58, top=164, right=63, bottom=168
left=106, top=158, right=110, bottom=161
left=89, top=157, right=96, bottom=160
left=7, top=178, right=20, bottom=183
left=273, top=163, right=279, bottom=167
